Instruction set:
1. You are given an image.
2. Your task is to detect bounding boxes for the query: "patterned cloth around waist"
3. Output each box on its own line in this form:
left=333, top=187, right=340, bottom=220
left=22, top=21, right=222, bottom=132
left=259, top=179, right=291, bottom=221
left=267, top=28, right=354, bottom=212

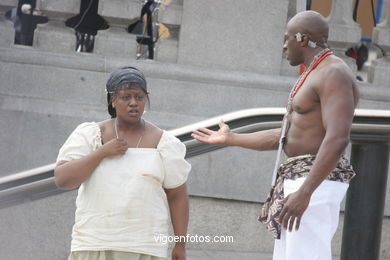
left=258, top=154, right=356, bottom=239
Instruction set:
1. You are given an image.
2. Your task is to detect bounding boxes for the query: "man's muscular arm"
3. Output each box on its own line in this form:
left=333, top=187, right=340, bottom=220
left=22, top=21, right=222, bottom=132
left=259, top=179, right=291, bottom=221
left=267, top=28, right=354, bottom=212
left=192, top=121, right=281, bottom=151
left=279, top=63, right=356, bottom=231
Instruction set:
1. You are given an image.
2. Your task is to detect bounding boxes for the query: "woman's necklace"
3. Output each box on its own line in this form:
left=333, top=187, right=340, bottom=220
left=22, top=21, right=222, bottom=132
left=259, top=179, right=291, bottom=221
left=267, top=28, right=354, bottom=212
left=286, top=48, right=333, bottom=113
left=114, top=118, right=145, bottom=148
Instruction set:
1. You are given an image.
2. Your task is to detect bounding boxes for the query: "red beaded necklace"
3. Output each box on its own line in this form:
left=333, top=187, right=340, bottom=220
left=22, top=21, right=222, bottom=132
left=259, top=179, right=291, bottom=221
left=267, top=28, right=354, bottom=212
left=289, top=48, right=333, bottom=100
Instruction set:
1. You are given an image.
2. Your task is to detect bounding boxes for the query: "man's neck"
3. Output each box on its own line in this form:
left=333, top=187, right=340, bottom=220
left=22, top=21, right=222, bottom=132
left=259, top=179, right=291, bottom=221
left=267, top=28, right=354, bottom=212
left=303, top=47, right=325, bottom=68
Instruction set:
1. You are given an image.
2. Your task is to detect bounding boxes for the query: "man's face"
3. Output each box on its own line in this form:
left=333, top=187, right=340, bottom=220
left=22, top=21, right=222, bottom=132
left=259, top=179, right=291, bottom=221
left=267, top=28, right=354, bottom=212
left=283, top=24, right=303, bottom=66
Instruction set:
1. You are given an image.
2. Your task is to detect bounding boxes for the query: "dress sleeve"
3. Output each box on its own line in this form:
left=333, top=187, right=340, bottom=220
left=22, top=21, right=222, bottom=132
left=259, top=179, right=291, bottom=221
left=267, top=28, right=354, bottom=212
left=56, top=122, right=102, bottom=163
left=158, top=131, right=191, bottom=189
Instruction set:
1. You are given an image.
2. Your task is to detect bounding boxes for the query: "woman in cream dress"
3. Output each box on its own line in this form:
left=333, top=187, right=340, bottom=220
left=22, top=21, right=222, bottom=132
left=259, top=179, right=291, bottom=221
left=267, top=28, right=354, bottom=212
left=55, top=67, right=191, bottom=260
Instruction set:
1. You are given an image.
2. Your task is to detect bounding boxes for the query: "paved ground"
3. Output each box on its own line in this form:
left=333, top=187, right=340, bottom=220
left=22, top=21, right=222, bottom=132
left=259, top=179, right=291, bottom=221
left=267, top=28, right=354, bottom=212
left=184, top=249, right=390, bottom=260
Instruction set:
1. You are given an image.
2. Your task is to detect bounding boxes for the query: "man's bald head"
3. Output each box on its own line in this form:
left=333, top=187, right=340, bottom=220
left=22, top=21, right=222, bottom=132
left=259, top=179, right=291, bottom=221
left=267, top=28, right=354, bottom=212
left=287, top=11, right=329, bottom=48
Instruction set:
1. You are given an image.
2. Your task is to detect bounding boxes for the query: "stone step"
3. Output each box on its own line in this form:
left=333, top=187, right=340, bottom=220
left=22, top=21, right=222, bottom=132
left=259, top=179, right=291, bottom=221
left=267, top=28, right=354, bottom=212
left=184, top=249, right=354, bottom=260
left=34, top=20, right=76, bottom=53
left=368, top=57, right=390, bottom=85
left=158, top=0, right=183, bottom=25
left=36, top=0, right=80, bottom=16
left=98, top=0, right=183, bottom=26
left=0, top=0, right=18, bottom=10
left=98, top=0, right=141, bottom=25
left=185, top=249, right=273, bottom=260
left=155, top=37, right=178, bottom=63
left=0, top=16, right=14, bottom=47
left=94, top=26, right=138, bottom=58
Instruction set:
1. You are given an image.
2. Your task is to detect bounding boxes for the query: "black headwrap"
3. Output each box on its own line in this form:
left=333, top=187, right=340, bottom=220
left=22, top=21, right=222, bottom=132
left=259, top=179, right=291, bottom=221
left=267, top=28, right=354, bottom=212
left=106, top=66, right=148, bottom=94
left=106, top=67, right=148, bottom=118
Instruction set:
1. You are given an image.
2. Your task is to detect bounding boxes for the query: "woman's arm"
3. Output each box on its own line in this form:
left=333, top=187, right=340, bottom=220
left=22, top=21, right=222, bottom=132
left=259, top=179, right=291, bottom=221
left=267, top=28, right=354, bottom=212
left=54, top=138, right=128, bottom=190
left=165, top=183, right=189, bottom=260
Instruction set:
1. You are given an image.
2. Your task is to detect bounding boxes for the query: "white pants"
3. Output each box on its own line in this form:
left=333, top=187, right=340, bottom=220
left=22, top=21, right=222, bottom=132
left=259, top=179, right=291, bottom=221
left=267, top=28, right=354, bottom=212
left=273, top=178, right=349, bottom=260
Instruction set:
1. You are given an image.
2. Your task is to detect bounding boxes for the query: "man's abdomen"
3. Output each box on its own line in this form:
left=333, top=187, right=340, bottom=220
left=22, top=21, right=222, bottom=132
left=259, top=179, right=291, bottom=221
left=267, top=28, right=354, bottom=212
left=284, top=125, right=325, bottom=157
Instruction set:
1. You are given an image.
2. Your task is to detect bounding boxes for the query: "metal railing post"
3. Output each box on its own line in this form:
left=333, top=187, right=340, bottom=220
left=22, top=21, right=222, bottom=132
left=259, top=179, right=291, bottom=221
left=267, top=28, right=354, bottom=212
left=341, top=141, right=390, bottom=260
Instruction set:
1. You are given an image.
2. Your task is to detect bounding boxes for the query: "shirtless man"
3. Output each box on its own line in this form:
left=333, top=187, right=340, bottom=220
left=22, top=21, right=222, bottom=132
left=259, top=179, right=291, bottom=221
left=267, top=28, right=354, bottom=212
left=192, top=11, right=358, bottom=260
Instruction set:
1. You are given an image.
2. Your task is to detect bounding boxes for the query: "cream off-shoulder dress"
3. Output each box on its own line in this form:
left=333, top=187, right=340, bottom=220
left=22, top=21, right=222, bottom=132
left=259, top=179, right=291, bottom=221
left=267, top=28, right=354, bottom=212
left=57, top=122, right=191, bottom=258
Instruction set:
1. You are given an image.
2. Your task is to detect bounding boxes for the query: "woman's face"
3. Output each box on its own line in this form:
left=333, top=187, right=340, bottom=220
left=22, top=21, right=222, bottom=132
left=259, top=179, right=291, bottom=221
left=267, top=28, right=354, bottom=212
left=112, top=85, right=147, bottom=123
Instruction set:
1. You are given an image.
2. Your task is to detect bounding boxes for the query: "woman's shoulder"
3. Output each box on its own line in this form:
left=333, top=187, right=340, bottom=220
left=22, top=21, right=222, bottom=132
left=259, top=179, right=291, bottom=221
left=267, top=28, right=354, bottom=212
left=97, top=119, right=113, bottom=134
left=144, top=121, right=164, bottom=147
left=74, top=122, right=100, bottom=135
left=96, top=119, right=117, bottom=145
left=62, top=121, right=102, bottom=149
left=145, top=121, right=163, bottom=134
left=153, top=127, right=183, bottom=149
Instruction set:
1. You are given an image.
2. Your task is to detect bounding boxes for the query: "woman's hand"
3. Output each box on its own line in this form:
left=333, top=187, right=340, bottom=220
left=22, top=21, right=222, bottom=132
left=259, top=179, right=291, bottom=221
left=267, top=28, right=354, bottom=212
left=171, top=243, right=186, bottom=260
left=99, top=138, right=128, bottom=157
left=191, top=121, right=232, bottom=145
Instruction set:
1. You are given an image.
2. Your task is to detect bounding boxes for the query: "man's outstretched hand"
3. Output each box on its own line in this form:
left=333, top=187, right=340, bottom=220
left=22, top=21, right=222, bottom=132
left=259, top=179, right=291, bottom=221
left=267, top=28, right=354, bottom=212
left=191, top=121, right=232, bottom=145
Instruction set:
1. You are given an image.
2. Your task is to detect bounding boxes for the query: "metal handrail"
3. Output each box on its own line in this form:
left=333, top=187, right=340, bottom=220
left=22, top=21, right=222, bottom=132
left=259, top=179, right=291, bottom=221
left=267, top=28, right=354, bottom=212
left=1, top=108, right=390, bottom=207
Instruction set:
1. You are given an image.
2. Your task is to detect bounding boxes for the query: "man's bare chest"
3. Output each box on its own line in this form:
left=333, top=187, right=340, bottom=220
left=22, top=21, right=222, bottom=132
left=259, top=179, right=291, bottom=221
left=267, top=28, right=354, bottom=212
left=290, top=76, right=320, bottom=115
